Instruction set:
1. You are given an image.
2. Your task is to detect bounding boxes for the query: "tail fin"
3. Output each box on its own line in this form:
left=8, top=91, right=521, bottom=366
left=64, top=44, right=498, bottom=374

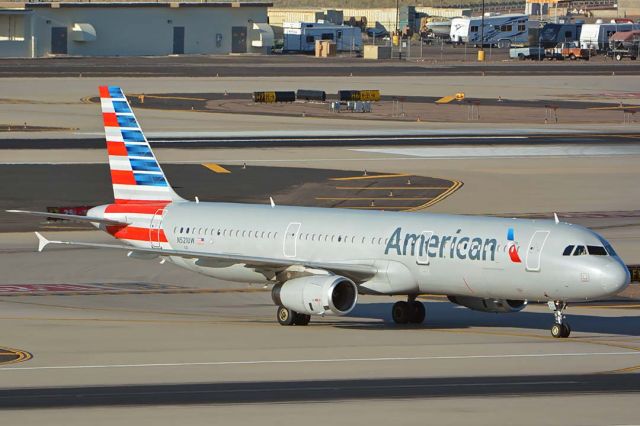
left=99, top=86, right=184, bottom=204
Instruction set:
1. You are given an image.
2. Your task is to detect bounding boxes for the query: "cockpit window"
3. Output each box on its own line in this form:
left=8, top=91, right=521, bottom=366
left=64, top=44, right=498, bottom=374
left=603, top=244, right=616, bottom=257
left=587, top=245, right=607, bottom=256
left=573, top=245, right=587, bottom=256
left=562, top=245, right=574, bottom=256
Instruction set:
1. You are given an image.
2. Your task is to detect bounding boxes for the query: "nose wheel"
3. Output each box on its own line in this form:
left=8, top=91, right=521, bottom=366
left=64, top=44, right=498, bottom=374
left=549, top=301, right=571, bottom=338
left=392, top=298, right=426, bottom=324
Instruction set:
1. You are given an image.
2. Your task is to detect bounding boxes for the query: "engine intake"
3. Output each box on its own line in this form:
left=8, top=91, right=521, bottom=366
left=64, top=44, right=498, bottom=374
left=447, top=295, right=527, bottom=313
left=272, top=275, right=358, bottom=316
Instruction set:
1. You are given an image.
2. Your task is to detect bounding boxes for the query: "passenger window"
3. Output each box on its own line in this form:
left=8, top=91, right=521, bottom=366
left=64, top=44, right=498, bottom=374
left=378, top=237, right=382, bottom=245
left=248, top=231, right=252, bottom=238
left=563, top=245, right=574, bottom=256
left=338, top=236, right=342, bottom=242
left=186, top=228, right=190, bottom=234
left=587, top=246, right=607, bottom=256
left=274, top=232, right=278, bottom=239
left=573, top=245, right=587, bottom=256
left=362, top=237, right=366, bottom=244
left=180, top=227, right=183, bottom=233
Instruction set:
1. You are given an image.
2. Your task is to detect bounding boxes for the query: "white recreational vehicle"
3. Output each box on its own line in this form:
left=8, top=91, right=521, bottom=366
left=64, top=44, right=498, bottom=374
left=450, top=14, right=529, bottom=48
left=283, top=22, right=362, bottom=53
left=580, top=21, right=640, bottom=51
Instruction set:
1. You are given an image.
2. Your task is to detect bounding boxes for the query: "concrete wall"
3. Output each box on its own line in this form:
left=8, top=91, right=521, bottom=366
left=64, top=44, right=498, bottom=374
left=0, top=12, right=33, bottom=57
left=3, top=4, right=269, bottom=57
left=619, top=0, right=640, bottom=17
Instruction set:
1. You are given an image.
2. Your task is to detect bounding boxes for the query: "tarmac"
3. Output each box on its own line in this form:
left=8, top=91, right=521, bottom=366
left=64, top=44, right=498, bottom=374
left=1, top=67, right=640, bottom=424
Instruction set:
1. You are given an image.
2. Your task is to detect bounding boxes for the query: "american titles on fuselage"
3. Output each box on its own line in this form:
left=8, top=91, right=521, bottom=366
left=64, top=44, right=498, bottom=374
left=384, top=227, right=517, bottom=262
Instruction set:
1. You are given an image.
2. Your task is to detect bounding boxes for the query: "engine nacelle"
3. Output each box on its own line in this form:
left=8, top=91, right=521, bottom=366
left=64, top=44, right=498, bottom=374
left=447, top=295, right=527, bottom=313
left=272, top=275, right=358, bottom=316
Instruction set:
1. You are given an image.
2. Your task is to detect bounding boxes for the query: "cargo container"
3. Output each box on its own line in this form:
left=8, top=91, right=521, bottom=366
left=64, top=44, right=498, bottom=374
left=338, top=90, right=380, bottom=102
left=253, top=91, right=296, bottom=103
left=296, top=89, right=326, bottom=102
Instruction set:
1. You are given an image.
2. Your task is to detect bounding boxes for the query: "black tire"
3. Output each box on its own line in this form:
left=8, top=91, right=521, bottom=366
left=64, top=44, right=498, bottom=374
left=569, top=53, right=576, bottom=60
left=518, top=53, right=525, bottom=61
left=409, top=301, right=426, bottom=324
left=616, top=53, right=623, bottom=61
left=561, top=323, right=571, bottom=338
left=551, top=323, right=563, bottom=338
left=277, top=306, right=296, bottom=326
left=392, top=301, right=410, bottom=324
left=631, top=57, right=637, bottom=61
left=294, top=313, right=311, bottom=326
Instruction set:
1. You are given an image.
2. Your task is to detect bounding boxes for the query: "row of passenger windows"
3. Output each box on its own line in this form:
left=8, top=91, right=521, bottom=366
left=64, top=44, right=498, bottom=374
left=173, top=226, right=521, bottom=251
left=562, top=245, right=610, bottom=256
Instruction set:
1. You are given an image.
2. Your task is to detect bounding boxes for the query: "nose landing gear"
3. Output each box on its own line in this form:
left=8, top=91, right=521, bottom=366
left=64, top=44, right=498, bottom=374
left=549, top=301, right=571, bottom=338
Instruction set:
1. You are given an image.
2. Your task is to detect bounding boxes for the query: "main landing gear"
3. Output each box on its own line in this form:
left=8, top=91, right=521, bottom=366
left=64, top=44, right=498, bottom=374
left=549, top=301, right=571, bottom=338
left=391, top=296, right=426, bottom=324
left=277, top=306, right=311, bottom=326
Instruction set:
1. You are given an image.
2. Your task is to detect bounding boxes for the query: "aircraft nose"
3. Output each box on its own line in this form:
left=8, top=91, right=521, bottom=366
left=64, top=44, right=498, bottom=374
left=601, top=261, right=630, bottom=295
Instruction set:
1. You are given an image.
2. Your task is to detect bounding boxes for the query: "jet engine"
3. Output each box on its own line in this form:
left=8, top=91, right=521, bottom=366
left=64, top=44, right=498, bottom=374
left=447, top=295, right=527, bottom=313
left=271, top=275, right=358, bottom=316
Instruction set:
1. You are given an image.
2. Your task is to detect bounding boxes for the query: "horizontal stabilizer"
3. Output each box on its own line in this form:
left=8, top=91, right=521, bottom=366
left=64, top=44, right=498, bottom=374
left=7, top=210, right=129, bottom=226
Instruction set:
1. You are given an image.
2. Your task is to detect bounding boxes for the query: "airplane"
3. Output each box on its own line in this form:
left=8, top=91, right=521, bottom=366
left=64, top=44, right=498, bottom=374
left=8, top=86, right=630, bottom=338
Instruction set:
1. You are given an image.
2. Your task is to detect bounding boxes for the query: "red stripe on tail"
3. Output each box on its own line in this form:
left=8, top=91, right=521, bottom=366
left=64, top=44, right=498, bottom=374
left=99, top=86, right=110, bottom=98
left=103, top=113, right=118, bottom=127
left=106, top=225, right=168, bottom=243
left=106, top=141, right=128, bottom=156
left=111, top=170, right=136, bottom=185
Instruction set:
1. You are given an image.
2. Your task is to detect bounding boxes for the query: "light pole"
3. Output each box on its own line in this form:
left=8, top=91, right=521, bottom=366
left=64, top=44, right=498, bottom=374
left=478, top=0, right=485, bottom=61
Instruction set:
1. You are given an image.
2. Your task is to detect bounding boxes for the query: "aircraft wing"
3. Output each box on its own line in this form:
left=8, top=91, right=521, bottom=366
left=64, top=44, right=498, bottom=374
left=34, top=232, right=377, bottom=282
left=7, top=210, right=129, bottom=226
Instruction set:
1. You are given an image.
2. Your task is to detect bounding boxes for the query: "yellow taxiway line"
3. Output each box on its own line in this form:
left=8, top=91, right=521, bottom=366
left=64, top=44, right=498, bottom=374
left=203, top=163, right=232, bottom=174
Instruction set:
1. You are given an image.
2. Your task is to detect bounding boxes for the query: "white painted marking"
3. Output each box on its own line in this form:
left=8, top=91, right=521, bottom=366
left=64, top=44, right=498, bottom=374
left=149, top=136, right=529, bottom=143
left=353, top=145, right=640, bottom=158
left=1, top=351, right=637, bottom=372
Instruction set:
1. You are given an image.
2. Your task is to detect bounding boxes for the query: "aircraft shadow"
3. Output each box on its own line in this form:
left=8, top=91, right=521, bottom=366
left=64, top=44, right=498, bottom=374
left=334, top=302, right=640, bottom=337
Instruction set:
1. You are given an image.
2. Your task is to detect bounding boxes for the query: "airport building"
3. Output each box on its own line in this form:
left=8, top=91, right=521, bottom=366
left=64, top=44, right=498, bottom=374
left=0, top=1, right=273, bottom=58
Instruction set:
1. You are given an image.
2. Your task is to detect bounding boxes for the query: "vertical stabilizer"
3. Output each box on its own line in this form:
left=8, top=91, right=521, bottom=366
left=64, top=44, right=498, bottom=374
left=99, top=86, right=184, bottom=204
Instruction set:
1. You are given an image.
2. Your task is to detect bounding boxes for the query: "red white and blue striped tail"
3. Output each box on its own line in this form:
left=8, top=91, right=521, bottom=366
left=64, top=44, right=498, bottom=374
left=99, top=86, right=184, bottom=205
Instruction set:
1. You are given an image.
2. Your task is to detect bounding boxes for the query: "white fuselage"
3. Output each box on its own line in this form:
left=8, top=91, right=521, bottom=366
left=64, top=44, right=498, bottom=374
left=94, top=201, right=630, bottom=303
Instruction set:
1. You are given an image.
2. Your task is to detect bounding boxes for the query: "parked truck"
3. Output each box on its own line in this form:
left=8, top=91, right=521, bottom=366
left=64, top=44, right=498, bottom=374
left=509, top=46, right=545, bottom=60
left=553, top=41, right=590, bottom=60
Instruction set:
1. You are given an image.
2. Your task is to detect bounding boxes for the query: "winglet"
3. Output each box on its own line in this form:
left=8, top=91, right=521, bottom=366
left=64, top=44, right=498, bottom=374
left=35, top=232, right=50, bottom=252
left=270, top=197, right=275, bottom=208
left=553, top=213, right=560, bottom=224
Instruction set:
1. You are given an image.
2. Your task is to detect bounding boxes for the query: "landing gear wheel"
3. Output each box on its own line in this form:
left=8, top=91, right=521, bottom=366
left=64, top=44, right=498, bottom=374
left=409, top=301, right=426, bottom=324
left=277, top=306, right=296, bottom=326
left=548, top=301, right=571, bottom=338
left=294, top=313, right=311, bottom=326
left=392, top=301, right=410, bottom=324
left=551, top=323, right=571, bottom=338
